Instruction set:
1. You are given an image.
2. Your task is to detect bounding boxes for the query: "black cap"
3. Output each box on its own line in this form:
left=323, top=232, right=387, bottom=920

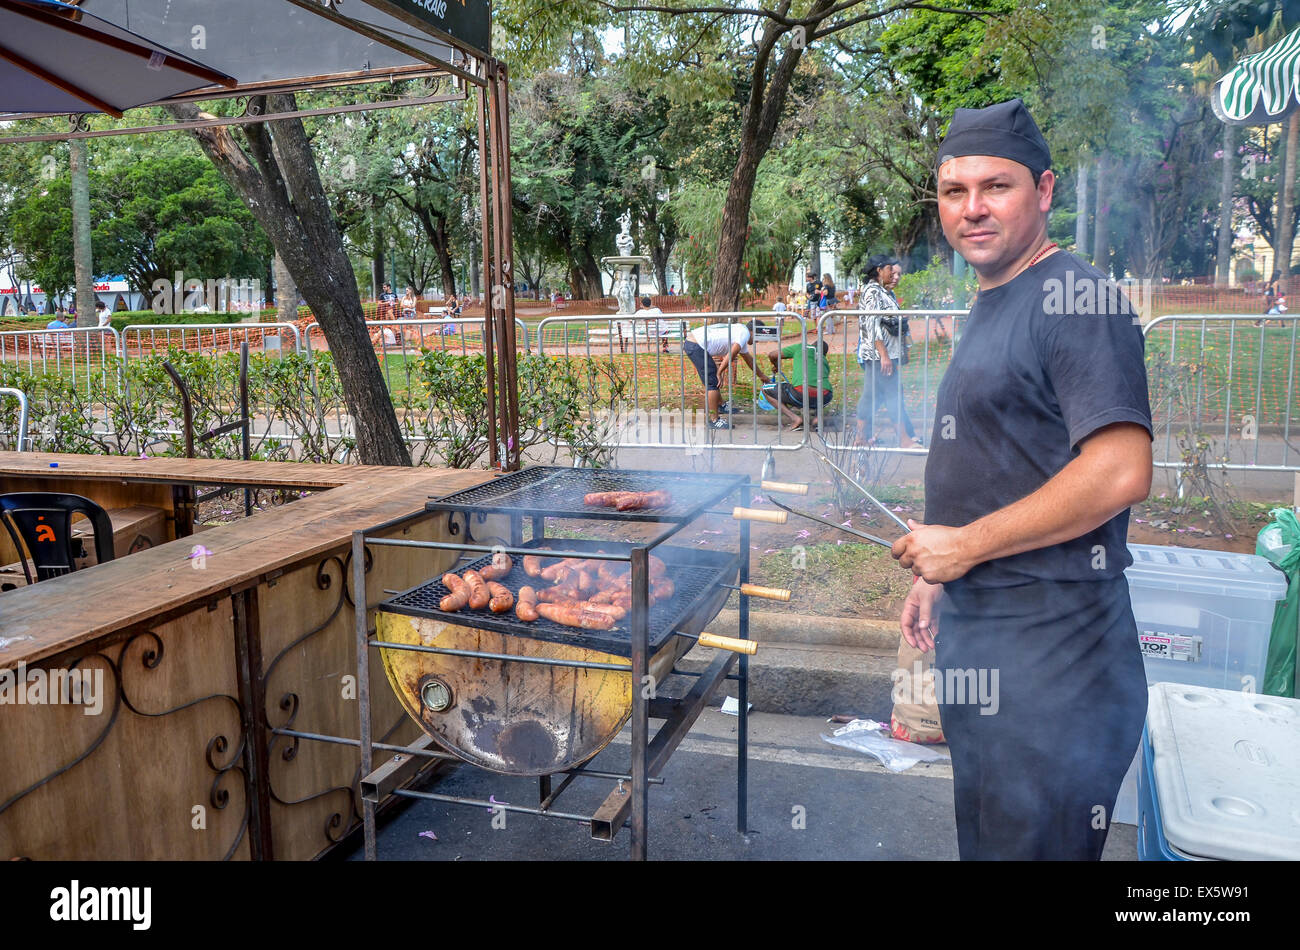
left=937, top=98, right=1051, bottom=180
left=864, top=254, right=892, bottom=281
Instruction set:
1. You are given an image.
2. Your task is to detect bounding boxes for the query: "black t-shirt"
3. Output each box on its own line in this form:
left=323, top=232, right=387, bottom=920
left=924, top=251, right=1152, bottom=590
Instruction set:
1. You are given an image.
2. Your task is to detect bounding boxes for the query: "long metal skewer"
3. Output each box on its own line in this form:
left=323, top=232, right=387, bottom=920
left=753, top=448, right=901, bottom=550
left=760, top=491, right=896, bottom=549
left=816, top=453, right=912, bottom=533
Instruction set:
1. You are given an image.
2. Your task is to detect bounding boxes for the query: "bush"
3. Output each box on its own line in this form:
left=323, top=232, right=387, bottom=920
left=0, top=345, right=620, bottom=468
left=398, top=350, right=629, bottom=468
left=896, top=256, right=978, bottom=310
left=0, top=347, right=349, bottom=463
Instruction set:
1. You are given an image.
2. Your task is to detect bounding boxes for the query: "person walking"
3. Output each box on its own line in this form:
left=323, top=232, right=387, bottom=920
left=890, top=98, right=1153, bottom=861
left=856, top=254, right=919, bottom=448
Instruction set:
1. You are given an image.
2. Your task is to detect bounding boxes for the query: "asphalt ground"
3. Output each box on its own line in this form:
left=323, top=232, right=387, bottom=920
left=349, top=708, right=1139, bottom=861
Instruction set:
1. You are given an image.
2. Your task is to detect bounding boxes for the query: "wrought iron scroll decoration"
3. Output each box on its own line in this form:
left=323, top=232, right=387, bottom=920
left=0, top=630, right=249, bottom=861
left=263, top=547, right=372, bottom=843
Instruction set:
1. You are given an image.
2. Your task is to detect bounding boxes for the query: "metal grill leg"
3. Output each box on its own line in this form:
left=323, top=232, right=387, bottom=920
left=354, top=531, right=377, bottom=861
left=738, top=483, right=750, bottom=835
left=630, top=546, right=649, bottom=860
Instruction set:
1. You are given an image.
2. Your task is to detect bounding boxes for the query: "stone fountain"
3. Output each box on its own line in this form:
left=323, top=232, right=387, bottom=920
left=601, top=211, right=653, bottom=314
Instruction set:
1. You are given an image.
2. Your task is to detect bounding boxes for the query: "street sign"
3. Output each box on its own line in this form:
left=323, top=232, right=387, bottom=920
left=363, top=0, right=491, bottom=58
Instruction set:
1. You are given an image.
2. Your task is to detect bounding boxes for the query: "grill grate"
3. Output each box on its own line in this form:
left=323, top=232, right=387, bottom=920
left=425, top=466, right=749, bottom=523
left=379, top=538, right=739, bottom=656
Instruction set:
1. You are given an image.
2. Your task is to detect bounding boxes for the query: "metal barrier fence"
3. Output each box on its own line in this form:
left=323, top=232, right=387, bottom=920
left=0, top=326, right=123, bottom=434
left=22, top=309, right=1297, bottom=475
left=0, top=386, right=29, bottom=451
left=121, top=322, right=306, bottom=359
left=531, top=309, right=969, bottom=454
left=1141, top=313, right=1300, bottom=473
left=300, top=317, right=531, bottom=442
left=536, top=311, right=816, bottom=451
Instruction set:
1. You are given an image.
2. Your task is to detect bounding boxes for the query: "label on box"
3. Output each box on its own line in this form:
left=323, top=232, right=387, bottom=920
left=1138, top=631, right=1202, bottom=663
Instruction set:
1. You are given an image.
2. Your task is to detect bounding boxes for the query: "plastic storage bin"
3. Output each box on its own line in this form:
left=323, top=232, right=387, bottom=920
left=1137, top=683, right=1300, bottom=860
left=1124, top=543, right=1286, bottom=692
left=1115, top=544, right=1287, bottom=825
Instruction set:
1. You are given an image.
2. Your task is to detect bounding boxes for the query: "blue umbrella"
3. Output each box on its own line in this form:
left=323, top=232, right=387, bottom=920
left=0, top=0, right=235, bottom=118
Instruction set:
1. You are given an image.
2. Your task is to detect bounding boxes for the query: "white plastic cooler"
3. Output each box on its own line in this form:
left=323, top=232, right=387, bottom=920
left=1138, top=683, right=1300, bottom=860
left=1113, top=543, right=1287, bottom=825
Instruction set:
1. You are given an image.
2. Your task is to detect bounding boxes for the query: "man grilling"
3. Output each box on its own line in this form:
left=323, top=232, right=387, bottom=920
left=890, top=99, right=1153, bottom=860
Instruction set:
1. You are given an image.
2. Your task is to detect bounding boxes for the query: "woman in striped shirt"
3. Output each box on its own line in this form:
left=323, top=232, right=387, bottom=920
left=856, top=255, right=919, bottom=448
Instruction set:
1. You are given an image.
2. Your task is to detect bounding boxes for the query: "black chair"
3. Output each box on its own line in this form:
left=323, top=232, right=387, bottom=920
left=0, top=492, right=115, bottom=584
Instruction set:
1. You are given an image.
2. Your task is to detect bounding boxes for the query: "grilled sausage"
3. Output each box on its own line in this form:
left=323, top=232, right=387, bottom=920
left=651, top=578, right=675, bottom=601
left=535, top=602, right=616, bottom=630
left=487, top=581, right=514, bottom=613
left=581, top=601, right=626, bottom=620
left=539, top=598, right=627, bottom=621
left=480, top=551, right=514, bottom=581
left=540, top=560, right=570, bottom=582
left=440, top=573, right=469, bottom=611
left=522, top=555, right=545, bottom=577
left=614, top=490, right=673, bottom=511
left=515, top=585, right=539, bottom=622
left=583, top=491, right=624, bottom=506
left=538, top=585, right=581, bottom=604
left=462, top=569, right=490, bottom=609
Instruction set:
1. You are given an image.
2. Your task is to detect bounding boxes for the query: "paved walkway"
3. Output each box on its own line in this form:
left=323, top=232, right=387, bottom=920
left=353, top=708, right=1139, bottom=861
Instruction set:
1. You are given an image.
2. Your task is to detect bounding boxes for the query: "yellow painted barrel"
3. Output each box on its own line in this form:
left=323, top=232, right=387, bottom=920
left=376, top=611, right=687, bottom=776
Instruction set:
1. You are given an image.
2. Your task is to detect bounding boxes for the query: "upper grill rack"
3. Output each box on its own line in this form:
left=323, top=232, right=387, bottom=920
left=426, top=466, right=750, bottom=523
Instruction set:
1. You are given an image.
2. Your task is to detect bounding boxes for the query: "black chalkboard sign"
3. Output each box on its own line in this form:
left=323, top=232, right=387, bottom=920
left=364, top=0, right=491, bottom=57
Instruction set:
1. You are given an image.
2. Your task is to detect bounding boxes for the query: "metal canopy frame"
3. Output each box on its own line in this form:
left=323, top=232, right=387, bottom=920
left=0, top=0, right=522, bottom=470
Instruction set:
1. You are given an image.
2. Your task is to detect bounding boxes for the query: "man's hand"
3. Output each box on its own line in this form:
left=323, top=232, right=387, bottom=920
left=900, top=577, right=944, bottom=651
left=891, top=518, right=975, bottom=583
left=880, top=355, right=894, bottom=376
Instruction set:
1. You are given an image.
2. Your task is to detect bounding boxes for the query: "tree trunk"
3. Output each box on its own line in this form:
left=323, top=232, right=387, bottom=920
left=70, top=139, right=95, bottom=327
left=370, top=204, right=385, bottom=301
left=1280, top=114, right=1299, bottom=292
left=1217, top=125, right=1235, bottom=285
left=1075, top=159, right=1089, bottom=257
left=274, top=251, right=297, bottom=323
left=708, top=0, right=829, bottom=311
left=170, top=96, right=410, bottom=466
left=434, top=215, right=456, bottom=298
left=1092, top=156, right=1110, bottom=274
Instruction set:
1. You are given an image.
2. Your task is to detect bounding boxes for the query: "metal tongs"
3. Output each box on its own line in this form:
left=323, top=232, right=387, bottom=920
left=735, top=449, right=910, bottom=550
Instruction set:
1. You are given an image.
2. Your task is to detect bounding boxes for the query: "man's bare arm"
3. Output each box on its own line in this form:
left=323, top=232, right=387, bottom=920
left=892, top=422, right=1152, bottom=582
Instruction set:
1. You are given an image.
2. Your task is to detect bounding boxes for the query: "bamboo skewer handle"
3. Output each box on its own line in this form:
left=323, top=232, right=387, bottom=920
left=738, top=583, right=791, bottom=602
left=732, top=506, right=787, bottom=524
left=760, top=480, right=808, bottom=496
left=697, top=632, right=758, bottom=655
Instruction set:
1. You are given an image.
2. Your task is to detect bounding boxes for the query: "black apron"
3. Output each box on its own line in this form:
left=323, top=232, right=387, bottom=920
left=935, top=575, right=1147, bottom=860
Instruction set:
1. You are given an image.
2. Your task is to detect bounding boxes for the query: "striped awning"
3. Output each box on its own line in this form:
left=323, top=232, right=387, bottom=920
left=1214, top=26, right=1300, bottom=126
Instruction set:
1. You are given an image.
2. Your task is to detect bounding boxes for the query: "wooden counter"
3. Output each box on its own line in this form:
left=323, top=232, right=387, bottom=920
left=0, top=453, right=497, bottom=861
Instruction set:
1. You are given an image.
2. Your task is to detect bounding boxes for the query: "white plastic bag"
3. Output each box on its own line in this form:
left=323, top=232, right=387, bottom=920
left=821, top=719, right=949, bottom=773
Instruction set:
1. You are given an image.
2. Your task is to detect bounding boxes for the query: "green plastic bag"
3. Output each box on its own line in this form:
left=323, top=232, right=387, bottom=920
left=1256, top=508, right=1300, bottom=697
